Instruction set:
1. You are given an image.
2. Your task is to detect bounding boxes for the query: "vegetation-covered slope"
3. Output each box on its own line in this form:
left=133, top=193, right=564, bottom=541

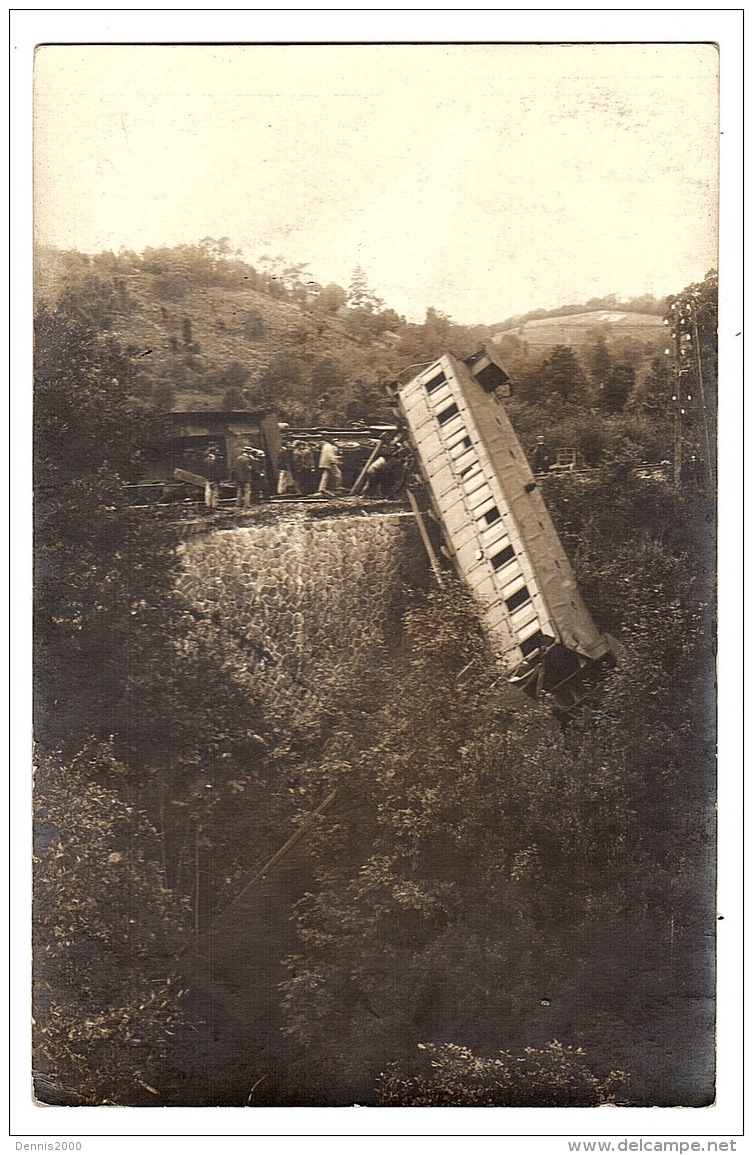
left=32, top=254, right=717, bottom=1106
left=35, top=241, right=671, bottom=428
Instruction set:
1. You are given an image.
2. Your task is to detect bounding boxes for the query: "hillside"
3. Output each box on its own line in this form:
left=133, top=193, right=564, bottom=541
left=34, top=243, right=671, bottom=422
left=493, top=309, right=663, bottom=349
left=34, top=245, right=410, bottom=421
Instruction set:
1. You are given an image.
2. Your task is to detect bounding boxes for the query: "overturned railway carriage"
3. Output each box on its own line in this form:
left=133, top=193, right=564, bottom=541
left=395, top=348, right=616, bottom=711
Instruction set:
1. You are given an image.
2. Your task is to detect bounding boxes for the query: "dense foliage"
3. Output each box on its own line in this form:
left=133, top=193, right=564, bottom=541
left=35, top=241, right=668, bottom=429
left=33, top=744, right=191, bottom=1105
left=32, top=259, right=716, bottom=1106
left=277, top=514, right=714, bottom=1104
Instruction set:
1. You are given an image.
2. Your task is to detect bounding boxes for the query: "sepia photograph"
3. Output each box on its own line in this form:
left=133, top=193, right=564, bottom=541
left=21, top=21, right=737, bottom=1133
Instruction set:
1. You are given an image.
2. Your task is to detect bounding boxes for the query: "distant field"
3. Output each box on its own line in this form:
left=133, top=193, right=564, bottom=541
left=493, top=310, right=663, bottom=348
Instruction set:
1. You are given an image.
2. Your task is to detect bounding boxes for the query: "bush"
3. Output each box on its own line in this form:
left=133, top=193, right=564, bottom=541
left=377, top=1041, right=628, bottom=1107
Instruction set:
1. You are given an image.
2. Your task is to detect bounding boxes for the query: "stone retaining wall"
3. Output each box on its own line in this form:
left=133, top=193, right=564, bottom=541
left=175, top=510, right=430, bottom=719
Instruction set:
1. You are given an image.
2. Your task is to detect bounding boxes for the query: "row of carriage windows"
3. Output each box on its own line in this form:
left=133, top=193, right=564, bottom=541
left=422, top=364, right=537, bottom=631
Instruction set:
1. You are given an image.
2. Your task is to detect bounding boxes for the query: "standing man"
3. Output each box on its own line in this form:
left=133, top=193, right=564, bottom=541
left=317, top=440, right=343, bottom=496
left=291, top=441, right=308, bottom=495
left=235, top=446, right=255, bottom=508
left=301, top=441, right=318, bottom=494
left=532, top=435, right=553, bottom=474
left=203, top=443, right=223, bottom=510
left=277, top=441, right=298, bottom=495
left=250, top=448, right=268, bottom=502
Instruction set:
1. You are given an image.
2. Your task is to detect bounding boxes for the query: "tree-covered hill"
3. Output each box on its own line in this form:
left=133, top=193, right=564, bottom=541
left=35, top=242, right=490, bottom=423
left=34, top=241, right=671, bottom=425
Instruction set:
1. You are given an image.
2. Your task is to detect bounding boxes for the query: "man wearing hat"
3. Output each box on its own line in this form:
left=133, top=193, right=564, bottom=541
left=532, top=435, right=553, bottom=474
left=235, top=445, right=257, bottom=508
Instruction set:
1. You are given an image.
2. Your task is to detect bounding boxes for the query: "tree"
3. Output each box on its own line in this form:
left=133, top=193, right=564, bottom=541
left=241, top=309, right=266, bottom=341
left=34, top=302, right=179, bottom=751
left=541, top=344, right=587, bottom=402
left=210, top=359, right=251, bottom=397
left=513, top=357, right=547, bottom=403
left=252, top=352, right=305, bottom=410
left=586, top=334, right=612, bottom=387
left=491, top=333, right=531, bottom=381
left=317, top=282, right=347, bottom=314
left=640, top=354, right=671, bottom=413
left=600, top=362, right=635, bottom=412
left=222, top=387, right=246, bottom=409
left=280, top=262, right=310, bottom=294
left=198, top=235, right=233, bottom=264
left=277, top=459, right=715, bottom=1104
left=347, top=265, right=382, bottom=313
left=306, top=355, right=345, bottom=395
left=141, top=246, right=193, bottom=300
left=34, top=743, right=190, bottom=1104
left=663, top=270, right=717, bottom=483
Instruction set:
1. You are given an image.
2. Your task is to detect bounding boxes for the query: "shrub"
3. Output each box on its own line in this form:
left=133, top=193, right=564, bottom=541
left=377, top=1041, right=628, bottom=1107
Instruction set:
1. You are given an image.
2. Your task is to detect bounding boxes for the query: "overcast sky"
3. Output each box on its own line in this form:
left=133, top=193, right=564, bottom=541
left=33, top=43, right=718, bottom=325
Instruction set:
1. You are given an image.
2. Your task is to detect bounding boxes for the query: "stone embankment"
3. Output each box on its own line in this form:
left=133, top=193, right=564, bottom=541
left=175, top=507, right=430, bottom=719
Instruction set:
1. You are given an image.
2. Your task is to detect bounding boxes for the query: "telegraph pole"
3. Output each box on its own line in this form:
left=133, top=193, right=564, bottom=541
left=666, top=291, right=715, bottom=490
left=666, top=302, right=684, bottom=489
left=689, top=299, right=714, bottom=485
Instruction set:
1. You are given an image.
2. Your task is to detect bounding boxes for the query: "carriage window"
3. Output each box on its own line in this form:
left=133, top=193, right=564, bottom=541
left=520, top=630, right=547, bottom=657
left=437, top=402, right=460, bottom=425
left=490, top=544, right=515, bottom=570
left=424, top=370, right=447, bottom=394
left=483, top=506, right=501, bottom=525
left=506, top=585, right=531, bottom=612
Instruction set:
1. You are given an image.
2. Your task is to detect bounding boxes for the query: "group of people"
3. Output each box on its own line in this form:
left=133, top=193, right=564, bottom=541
left=199, top=443, right=267, bottom=510
left=276, top=440, right=336, bottom=497
left=200, top=439, right=345, bottom=510
left=200, top=433, right=410, bottom=511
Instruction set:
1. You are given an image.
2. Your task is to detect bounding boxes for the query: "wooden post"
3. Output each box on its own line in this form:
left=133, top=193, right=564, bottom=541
left=690, top=304, right=714, bottom=485
left=231, top=790, right=338, bottom=901
left=674, top=408, right=683, bottom=490
left=673, top=307, right=683, bottom=490
left=350, top=437, right=385, bottom=495
left=406, top=488, right=444, bottom=586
